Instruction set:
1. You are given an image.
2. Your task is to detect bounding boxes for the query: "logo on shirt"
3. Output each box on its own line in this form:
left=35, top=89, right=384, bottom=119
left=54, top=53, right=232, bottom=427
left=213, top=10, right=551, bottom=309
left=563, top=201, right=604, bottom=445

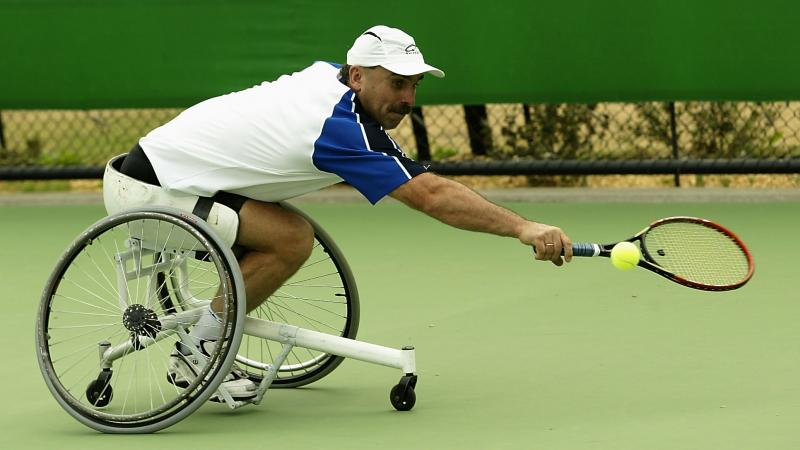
left=405, top=44, right=420, bottom=55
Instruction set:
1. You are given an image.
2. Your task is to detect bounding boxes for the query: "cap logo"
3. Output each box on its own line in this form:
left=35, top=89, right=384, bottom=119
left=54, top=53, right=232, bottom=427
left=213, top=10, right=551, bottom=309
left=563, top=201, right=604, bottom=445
left=405, top=44, right=420, bottom=55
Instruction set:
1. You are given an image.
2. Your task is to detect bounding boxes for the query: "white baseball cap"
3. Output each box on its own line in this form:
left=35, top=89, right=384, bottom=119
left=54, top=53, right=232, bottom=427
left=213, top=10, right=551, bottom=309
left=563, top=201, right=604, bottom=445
left=346, top=25, right=445, bottom=78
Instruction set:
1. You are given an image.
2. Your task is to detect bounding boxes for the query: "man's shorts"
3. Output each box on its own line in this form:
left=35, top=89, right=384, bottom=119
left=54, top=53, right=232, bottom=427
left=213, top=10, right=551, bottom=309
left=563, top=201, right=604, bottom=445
left=103, top=144, right=245, bottom=247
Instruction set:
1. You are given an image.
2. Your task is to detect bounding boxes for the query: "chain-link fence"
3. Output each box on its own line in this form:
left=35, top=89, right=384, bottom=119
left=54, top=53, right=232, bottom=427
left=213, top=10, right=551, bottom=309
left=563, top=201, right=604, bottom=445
left=390, top=102, right=800, bottom=160
left=1, top=102, right=799, bottom=183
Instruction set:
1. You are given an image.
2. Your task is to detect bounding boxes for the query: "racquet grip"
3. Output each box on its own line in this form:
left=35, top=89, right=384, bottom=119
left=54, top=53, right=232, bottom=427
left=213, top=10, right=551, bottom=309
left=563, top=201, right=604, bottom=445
left=571, top=243, right=600, bottom=257
left=531, top=242, right=599, bottom=257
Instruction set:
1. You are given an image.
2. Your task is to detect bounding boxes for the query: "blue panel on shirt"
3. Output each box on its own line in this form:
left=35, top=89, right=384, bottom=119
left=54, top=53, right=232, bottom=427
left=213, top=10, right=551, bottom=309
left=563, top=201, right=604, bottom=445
left=312, top=92, right=426, bottom=204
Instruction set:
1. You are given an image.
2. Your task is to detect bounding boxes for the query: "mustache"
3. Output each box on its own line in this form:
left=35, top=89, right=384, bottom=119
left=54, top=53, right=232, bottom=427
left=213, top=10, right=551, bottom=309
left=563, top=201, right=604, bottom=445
left=390, top=104, right=412, bottom=115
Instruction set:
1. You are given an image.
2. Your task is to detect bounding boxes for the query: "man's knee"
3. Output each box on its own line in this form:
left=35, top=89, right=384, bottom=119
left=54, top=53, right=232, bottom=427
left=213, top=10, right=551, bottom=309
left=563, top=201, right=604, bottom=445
left=280, top=214, right=314, bottom=265
left=237, top=201, right=314, bottom=264
left=243, top=217, right=312, bottom=270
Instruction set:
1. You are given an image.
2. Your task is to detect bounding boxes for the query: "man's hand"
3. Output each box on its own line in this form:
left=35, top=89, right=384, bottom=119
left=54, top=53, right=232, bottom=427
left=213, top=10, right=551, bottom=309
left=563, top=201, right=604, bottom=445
left=518, top=221, right=573, bottom=266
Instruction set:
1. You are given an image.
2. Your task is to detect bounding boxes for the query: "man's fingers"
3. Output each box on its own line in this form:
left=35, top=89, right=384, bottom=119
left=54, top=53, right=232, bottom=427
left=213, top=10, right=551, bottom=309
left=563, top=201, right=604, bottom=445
left=548, top=240, right=562, bottom=264
left=562, top=235, right=573, bottom=263
left=527, top=225, right=572, bottom=267
left=536, top=241, right=550, bottom=261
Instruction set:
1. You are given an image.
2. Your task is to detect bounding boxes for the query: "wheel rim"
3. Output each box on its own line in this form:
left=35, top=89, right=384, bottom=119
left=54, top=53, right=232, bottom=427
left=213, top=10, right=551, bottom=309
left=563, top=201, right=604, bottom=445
left=36, top=211, right=240, bottom=430
left=235, top=229, right=357, bottom=386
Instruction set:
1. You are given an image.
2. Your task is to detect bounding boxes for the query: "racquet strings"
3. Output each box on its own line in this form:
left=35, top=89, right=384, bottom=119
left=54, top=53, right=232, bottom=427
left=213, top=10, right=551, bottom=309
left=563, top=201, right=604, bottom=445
left=643, top=222, right=751, bottom=287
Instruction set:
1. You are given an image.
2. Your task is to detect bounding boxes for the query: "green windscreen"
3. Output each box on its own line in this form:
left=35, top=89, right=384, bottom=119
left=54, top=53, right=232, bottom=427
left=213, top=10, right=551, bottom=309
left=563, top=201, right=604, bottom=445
left=2, top=0, right=798, bottom=108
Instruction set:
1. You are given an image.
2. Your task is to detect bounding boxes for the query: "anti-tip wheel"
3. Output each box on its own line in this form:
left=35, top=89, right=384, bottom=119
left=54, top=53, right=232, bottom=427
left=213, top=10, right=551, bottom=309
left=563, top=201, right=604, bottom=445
left=86, top=379, right=113, bottom=407
left=389, top=374, right=418, bottom=411
left=390, top=384, right=415, bottom=411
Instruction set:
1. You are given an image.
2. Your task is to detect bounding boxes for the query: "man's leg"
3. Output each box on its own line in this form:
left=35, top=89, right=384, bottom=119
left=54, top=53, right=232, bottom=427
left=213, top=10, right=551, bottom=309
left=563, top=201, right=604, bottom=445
left=211, top=199, right=315, bottom=313
left=174, top=200, right=314, bottom=400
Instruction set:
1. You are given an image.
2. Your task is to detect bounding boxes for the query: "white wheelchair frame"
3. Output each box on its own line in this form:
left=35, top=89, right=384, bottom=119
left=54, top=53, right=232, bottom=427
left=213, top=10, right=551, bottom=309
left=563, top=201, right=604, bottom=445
left=36, top=206, right=419, bottom=433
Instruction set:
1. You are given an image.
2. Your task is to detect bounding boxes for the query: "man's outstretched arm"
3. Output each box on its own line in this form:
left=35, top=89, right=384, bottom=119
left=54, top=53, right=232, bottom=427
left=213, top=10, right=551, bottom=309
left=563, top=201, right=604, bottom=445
left=390, top=173, right=573, bottom=265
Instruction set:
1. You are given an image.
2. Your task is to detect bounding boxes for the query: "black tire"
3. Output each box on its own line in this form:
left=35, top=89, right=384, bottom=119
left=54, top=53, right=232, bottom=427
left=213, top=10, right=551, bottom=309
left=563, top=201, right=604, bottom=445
left=390, top=384, right=416, bottom=411
left=85, top=374, right=113, bottom=407
left=235, top=202, right=360, bottom=388
left=36, top=208, right=246, bottom=433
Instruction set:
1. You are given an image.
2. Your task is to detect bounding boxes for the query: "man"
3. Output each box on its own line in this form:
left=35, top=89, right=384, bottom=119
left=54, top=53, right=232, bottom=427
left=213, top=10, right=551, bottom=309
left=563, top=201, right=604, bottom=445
left=104, top=25, right=573, bottom=402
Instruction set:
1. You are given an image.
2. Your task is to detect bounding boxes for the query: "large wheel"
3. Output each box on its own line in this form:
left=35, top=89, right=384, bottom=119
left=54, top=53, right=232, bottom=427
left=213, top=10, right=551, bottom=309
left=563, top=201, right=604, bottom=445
left=36, top=208, right=246, bottom=433
left=234, top=202, right=360, bottom=388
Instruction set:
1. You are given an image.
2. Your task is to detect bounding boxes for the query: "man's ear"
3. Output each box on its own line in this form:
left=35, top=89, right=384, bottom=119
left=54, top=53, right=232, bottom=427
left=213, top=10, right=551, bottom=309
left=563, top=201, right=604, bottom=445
left=349, top=66, right=363, bottom=92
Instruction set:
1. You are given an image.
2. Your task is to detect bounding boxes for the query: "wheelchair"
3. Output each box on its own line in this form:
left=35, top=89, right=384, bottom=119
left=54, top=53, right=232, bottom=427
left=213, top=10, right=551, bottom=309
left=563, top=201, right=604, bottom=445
left=35, top=204, right=418, bottom=433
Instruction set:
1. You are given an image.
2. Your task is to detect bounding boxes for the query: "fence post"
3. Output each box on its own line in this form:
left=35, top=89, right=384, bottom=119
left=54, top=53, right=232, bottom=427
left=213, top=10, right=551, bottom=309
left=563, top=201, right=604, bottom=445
left=0, top=110, right=6, bottom=151
left=410, top=106, right=431, bottom=161
left=668, top=102, right=680, bottom=187
left=464, top=104, right=492, bottom=156
left=522, top=104, right=532, bottom=125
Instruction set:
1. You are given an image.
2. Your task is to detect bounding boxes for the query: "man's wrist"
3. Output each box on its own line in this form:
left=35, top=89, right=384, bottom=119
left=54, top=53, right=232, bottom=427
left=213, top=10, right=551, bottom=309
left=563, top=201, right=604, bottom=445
left=512, top=219, right=531, bottom=240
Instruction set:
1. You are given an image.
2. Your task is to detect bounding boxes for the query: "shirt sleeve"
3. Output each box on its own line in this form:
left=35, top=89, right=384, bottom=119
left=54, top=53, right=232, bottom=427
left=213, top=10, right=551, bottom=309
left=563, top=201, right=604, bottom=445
left=312, top=92, right=428, bottom=204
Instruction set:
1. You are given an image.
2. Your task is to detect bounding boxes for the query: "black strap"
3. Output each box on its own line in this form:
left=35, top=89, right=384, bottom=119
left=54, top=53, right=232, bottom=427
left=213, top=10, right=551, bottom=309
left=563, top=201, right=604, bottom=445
left=192, top=197, right=214, bottom=221
left=120, top=144, right=161, bottom=186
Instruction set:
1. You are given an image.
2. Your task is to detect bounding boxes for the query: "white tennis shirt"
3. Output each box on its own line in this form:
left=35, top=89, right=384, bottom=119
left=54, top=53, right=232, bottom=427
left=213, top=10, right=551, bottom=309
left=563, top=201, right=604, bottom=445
left=140, top=61, right=426, bottom=204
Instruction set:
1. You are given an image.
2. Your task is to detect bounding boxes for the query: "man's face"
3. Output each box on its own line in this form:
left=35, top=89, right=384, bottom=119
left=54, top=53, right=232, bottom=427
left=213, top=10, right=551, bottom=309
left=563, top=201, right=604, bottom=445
left=349, top=66, right=423, bottom=130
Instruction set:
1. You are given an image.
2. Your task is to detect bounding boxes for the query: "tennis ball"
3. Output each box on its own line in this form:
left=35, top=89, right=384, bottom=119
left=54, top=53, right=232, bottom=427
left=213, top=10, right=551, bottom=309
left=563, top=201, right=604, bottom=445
left=610, top=242, right=640, bottom=271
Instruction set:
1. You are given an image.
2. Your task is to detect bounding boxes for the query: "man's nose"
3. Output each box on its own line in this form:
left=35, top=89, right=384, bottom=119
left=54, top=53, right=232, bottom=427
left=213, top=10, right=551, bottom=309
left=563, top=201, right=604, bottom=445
left=401, top=86, right=416, bottom=105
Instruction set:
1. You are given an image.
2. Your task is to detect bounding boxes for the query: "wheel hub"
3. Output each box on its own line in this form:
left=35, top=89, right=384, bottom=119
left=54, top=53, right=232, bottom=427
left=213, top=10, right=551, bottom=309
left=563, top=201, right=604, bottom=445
left=122, top=304, right=161, bottom=338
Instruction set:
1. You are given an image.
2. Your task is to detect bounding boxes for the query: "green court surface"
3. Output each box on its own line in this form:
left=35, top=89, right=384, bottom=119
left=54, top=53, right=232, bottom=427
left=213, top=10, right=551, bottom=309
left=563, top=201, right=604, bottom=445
left=1, top=198, right=798, bottom=449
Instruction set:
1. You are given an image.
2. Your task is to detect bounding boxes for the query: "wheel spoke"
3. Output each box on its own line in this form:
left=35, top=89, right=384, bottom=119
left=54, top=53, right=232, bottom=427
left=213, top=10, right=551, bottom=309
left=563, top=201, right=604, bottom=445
left=38, top=210, right=244, bottom=431
left=237, top=229, right=357, bottom=386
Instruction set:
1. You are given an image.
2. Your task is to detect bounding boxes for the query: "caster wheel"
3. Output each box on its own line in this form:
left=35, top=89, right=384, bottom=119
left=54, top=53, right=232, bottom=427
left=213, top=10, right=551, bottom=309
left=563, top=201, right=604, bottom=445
left=86, top=380, right=113, bottom=407
left=86, top=370, right=113, bottom=407
left=390, top=374, right=418, bottom=411
left=390, top=384, right=415, bottom=411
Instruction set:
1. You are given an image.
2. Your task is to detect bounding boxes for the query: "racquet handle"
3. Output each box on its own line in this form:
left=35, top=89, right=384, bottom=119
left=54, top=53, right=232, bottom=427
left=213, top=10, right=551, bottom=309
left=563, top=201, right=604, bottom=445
left=532, top=242, right=600, bottom=257
left=571, top=243, right=601, bottom=257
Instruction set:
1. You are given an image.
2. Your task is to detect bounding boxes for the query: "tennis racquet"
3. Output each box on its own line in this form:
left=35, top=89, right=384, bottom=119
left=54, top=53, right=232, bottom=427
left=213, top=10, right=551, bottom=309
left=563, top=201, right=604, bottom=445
left=563, top=217, right=754, bottom=291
